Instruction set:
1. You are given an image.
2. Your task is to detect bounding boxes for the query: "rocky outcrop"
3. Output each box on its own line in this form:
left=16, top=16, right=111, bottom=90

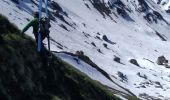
left=129, top=59, right=140, bottom=67
left=156, top=56, right=168, bottom=65
left=156, top=56, right=170, bottom=68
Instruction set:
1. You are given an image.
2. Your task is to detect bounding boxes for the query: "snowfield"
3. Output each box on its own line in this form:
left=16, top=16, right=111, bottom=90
left=1, top=0, right=170, bottom=99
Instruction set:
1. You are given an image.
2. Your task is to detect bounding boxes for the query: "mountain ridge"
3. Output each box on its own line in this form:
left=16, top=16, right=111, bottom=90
left=1, top=0, right=170, bottom=99
left=0, top=14, right=123, bottom=100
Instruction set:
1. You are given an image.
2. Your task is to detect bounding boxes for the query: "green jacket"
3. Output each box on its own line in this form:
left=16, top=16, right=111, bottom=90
left=21, top=18, right=39, bottom=34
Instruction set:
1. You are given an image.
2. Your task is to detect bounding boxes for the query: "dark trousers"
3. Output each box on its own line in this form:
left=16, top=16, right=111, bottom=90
left=34, top=32, right=47, bottom=43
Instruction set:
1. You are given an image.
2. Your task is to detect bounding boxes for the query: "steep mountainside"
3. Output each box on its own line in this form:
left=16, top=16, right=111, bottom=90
left=0, top=14, right=121, bottom=100
left=1, top=0, right=170, bottom=99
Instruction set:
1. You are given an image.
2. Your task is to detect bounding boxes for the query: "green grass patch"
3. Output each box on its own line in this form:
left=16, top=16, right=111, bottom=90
left=0, top=14, right=123, bottom=100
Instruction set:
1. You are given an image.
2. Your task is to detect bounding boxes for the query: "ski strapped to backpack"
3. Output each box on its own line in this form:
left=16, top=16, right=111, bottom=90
left=45, top=0, right=51, bottom=52
left=38, top=0, right=50, bottom=52
left=38, top=0, right=42, bottom=52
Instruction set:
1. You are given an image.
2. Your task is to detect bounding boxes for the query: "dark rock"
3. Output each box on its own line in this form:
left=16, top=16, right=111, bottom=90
left=97, top=32, right=100, bottom=35
left=157, top=0, right=162, bottom=4
left=73, top=57, right=80, bottom=64
left=83, top=32, right=91, bottom=38
left=89, top=0, right=111, bottom=18
left=109, top=0, right=133, bottom=21
left=50, top=1, right=63, bottom=12
left=95, top=36, right=102, bottom=40
left=155, top=31, right=167, bottom=41
left=129, top=59, right=140, bottom=67
left=102, top=35, right=109, bottom=41
left=166, top=9, right=170, bottom=13
left=141, top=85, right=146, bottom=88
left=59, top=24, right=69, bottom=31
left=153, top=11, right=163, bottom=20
left=137, top=72, right=147, bottom=79
left=82, top=23, right=86, bottom=27
left=114, top=56, right=121, bottom=63
left=139, top=93, right=161, bottom=100
left=75, top=51, right=84, bottom=56
left=103, top=43, right=108, bottom=49
left=97, top=49, right=103, bottom=54
left=137, top=0, right=149, bottom=12
left=155, top=81, right=161, bottom=85
left=155, top=81, right=163, bottom=89
left=113, top=56, right=125, bottom=65
left=144, top=13, right=157, bottom=23
left=116, top=8, right=134, bottom=21
left=85, top=3, right=90, bottom=9
left=144, top=11, right=166, bottom=25
left=102, top=35, right=116, bottom=45
left=165, top=64, right=170, bottom=68
left=143, top=58, right=154, bottom=64
left=117, top=71, right=128, bottom=82
left=11, top=0, right=19, bottom=4
left=157, top=56, right=168, bottom=65
left=168, top=75, right=170, bottom=78
left=91, top=42, right=96, bottom=47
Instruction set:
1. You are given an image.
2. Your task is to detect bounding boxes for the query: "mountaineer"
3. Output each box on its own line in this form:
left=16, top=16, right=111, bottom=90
left=21, top=12, right=50, bottom=48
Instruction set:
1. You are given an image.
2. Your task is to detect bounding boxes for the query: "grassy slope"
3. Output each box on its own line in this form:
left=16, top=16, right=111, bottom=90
left=0, top=14, right=121, bottom=100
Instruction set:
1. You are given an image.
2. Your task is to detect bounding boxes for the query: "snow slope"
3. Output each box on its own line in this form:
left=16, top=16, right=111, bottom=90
left=1, top=0, right=170, bottom=99
left=152, top=0, right=170, bottom=10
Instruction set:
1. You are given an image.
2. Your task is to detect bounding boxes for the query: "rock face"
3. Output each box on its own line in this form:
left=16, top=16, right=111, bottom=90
left=75, top=50, right=84, bottom=56
left=156, top=56, right=168, bottom=65
left=114, top=56, right=121, bottom=63
left=102, top=35, right=116, bottom=45
left=117, top=71, right=128, bottom=82
left=129, top=59, right=140, bottom=67
left=102, top=35, right=109, bottom=41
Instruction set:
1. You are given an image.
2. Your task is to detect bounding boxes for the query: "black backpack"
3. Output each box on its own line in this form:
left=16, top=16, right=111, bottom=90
left=39, top=17, right=51, bottom=35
